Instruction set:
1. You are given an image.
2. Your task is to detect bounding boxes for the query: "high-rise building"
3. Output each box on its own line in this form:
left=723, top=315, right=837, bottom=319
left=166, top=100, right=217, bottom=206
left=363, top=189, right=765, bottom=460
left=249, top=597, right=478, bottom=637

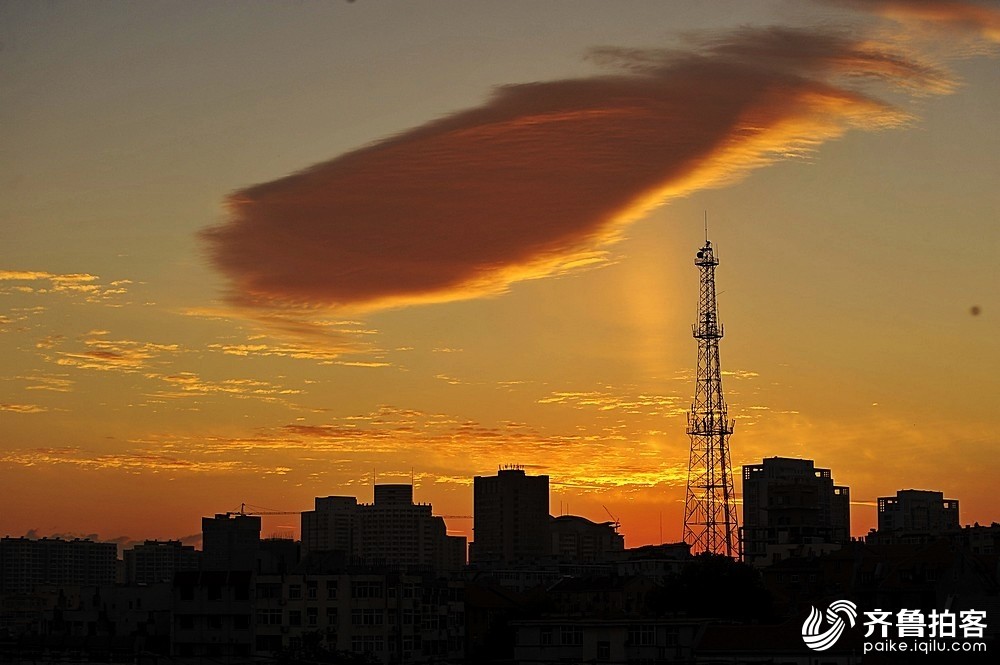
left=741, top=457, right=850, bottom=567
left=0, top=537, right=117, bottom=594
left=877, top=489, right=959, bottom=533
left=471, top=466, right=549, bottom=566
left=300, top=485, right=466, bottom=571
left=682, top=239, right=739, bottom=557
left=201, top=513, right=261, bottom=571
left=302, top=496, right=358, bottom=555
left=123, top=540, right=200, bottom=585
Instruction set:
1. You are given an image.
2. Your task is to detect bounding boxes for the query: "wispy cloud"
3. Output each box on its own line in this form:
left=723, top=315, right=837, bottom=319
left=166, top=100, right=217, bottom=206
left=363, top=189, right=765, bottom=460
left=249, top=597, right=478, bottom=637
left=0, top=446, right=252, bottom=473
left=0, top=403, right=47, bottom=414
left=17, top=374, right=74, bottom=393
left=145, top=371, right=302, bottom=403
left=184, top=307, right=380, bottom=361
left=0, top=270, right=130, bottom=304
left=49, top=331, right=179, bottom=373
left=204, top=23, right=954, bottom=315
left=538, top=389, right=686, bottom=416
left=113, top=404, right=692, bottom=493
left=830, top=0, right=1000, bottom=45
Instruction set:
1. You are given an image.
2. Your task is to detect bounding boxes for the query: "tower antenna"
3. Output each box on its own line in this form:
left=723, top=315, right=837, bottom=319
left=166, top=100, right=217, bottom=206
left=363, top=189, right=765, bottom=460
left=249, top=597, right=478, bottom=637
left=682, top=232, right=740, bottom=558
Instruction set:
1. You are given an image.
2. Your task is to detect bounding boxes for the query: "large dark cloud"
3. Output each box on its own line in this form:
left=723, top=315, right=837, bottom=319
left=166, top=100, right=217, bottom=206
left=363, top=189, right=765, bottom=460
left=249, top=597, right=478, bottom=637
left=203, top=25, right=952, bottom=313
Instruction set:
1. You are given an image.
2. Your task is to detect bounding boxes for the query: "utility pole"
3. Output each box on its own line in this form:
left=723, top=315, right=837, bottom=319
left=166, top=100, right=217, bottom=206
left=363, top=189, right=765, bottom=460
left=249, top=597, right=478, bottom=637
left=682, top=238, right=740, bottom=558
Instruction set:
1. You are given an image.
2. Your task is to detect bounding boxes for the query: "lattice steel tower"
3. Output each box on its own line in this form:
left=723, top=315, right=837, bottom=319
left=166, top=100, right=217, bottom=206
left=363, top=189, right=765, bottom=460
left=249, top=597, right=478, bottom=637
left=682, top=238, right=740, bottom=558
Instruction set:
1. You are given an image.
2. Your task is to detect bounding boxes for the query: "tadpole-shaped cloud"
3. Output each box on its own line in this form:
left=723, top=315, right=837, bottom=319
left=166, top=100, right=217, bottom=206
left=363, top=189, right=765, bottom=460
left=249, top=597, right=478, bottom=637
left=203, top=26, right=952, bottom=313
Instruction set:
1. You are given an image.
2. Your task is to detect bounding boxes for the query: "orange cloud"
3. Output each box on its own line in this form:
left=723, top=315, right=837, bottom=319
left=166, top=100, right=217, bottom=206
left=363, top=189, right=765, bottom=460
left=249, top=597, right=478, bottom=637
left=203, top=26, right=950, bottom=314
left=184, top=306, right=380, bottom=360
left=51, top=332, right=179, bottom=373
left=832, top=0, right=1000, bottom=43
left=146, top=371, right=302, bottom=403
left=0, top=270, right=130, bottom=303
left=0, top=446, right=252, bottom=473
left=0, top=403, right=47, bottom=414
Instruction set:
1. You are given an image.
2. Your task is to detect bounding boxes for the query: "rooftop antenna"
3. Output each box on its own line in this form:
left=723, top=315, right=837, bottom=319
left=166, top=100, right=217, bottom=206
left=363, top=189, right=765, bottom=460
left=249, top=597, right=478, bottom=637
left=704, top=211, right=709, bottom=244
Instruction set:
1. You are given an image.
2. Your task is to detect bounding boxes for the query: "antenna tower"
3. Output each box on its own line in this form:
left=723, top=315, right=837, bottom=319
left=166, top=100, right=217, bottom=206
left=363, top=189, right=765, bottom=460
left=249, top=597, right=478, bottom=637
left=682, top=238, right=740, bottom=558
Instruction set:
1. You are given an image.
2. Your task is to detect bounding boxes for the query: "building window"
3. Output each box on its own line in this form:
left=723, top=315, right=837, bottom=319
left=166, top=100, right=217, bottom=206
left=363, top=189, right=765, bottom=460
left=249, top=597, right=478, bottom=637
left=628, top=624, right=655, bottom=647
left=351, top=635, right=384, bottom=653
left=288, top=584, right=302, bottom=600
left=306, top=581, right=318, bottom=599
left=352, top=608, right=384, bottom=626
left=597, top=640, right=611, bottom=661
left=257, top=609, right=282, bottom=625
left=257, top=583, right=280, bottom=599
left=560, top=626, right=583, bottom=646
left=289, top=610, right=302, bottom=627
left=326, top=580, right=338, bottom=599
left=307, top=607, right=318, bottom=626
left=351, top=581, right=383, bottom=599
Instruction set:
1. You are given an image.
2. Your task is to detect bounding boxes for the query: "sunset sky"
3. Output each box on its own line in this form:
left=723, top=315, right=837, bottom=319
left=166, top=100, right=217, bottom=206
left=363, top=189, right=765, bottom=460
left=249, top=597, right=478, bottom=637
left=2, top=0, right=998, bottom=551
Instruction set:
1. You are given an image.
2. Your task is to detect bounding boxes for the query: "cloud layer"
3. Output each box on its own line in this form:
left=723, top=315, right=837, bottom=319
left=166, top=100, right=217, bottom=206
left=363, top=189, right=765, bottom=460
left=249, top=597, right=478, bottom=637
left=204, top=25, right=953, bottom=313
left=832, top=0, right=1000, bottom=43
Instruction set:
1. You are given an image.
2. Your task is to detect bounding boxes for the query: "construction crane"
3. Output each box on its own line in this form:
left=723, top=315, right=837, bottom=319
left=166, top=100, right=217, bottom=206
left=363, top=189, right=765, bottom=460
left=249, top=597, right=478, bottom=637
left=435, top=515, right=473, bottom=519
left=602, top=505, right=621, bottom=532
left=225, top=502, right=300, bottom=517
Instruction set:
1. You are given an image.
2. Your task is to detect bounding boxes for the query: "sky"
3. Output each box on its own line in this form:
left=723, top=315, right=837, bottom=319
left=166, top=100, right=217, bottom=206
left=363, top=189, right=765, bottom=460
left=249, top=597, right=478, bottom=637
left=2, top=0, right=998, bottom=551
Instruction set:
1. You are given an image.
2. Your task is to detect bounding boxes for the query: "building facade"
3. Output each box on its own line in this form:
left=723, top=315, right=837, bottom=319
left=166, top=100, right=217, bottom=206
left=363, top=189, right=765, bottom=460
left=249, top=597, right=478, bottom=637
left=201, top=513, right=262, bottom=572
left=471, top=467, right=549, bottom=567
left=877, top=489, right=959, bottom=534
left=300, top=484, right=466, bottom=572
left=741, top=457, right=850, bottom=566
left=0, top=537, right=116, bottom=594
left=550, top=515, right=624, bottom=563
left=123, top=539, right=200, bottom=585
left=252, top=569, right=464, bottom=663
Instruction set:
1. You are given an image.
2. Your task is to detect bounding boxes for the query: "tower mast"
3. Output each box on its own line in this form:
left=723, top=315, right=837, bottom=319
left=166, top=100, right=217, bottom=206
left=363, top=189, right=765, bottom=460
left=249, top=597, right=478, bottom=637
left=682, top=238, right=740, bottom=557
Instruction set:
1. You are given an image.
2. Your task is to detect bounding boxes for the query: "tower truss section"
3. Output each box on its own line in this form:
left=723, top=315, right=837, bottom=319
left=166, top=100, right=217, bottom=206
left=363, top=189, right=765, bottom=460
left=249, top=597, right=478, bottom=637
left=682, top=239, right=740, bottom=558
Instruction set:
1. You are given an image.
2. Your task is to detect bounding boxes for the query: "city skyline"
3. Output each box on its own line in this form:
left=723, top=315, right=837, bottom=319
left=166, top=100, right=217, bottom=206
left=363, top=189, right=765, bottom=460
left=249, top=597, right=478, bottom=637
left=2, top=1, right=998, bottom=549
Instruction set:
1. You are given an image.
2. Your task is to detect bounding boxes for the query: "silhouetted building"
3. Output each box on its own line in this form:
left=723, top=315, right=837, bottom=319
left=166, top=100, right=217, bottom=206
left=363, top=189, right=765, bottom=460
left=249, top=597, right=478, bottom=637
left=252, top=569, right=464, bottom=663
left=172, top=570, right=253, bottom=660
left=550, top=515, right=624, bottom=563
left=201, top=513, right=261, bottom=571
left=38, top=582, right=173, bottom=659
left=0, top=536, right=116, bottom=594
left=302, top=495, right=357, bottom=555
left=299, top=485, right=465, bottom=572
left=514, top=617, right=704, bottom=664
left=471, top=467, right=549, bottom=566
left=612, top=543, right=692, bottom=582
left=741, top=457, right=850, bottom=567
left=123, top=540, right=200, bottom=585
left=257, top=537, right=301, bottom=575
left=959, top=522, right=1000, bottom=555
left=877, top=489, right=959, bottom=533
